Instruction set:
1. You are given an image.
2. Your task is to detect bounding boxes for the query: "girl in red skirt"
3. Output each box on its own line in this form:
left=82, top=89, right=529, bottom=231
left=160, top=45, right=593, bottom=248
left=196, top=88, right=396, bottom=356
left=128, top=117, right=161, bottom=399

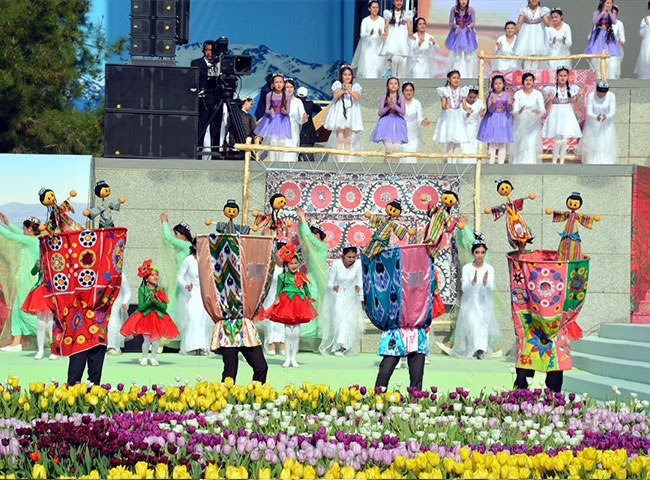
left=120, top=260, right=179, bottom=366
left=264, top=244, right=317, bottom=368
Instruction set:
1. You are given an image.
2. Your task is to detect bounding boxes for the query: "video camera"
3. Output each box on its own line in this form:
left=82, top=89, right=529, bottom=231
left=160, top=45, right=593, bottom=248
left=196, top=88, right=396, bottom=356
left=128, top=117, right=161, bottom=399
left=207, top=36, right=252, bottom=96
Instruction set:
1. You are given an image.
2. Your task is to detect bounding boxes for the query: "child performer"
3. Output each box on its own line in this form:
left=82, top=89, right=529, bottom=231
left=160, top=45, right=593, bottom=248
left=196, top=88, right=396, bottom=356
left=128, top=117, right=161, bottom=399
left=610, top=5, right=625, bottom=79
left=318, top=247, right=365, bottom=357
left=547, top=8, right=573, bottom=70
left=485, top=179, right=536, bottom=254
left=263, top=244, right=318, bottom=368
left=459, top=85, right=485, bottom=164
left=106, top=273, right=132, bottom=356
left=545, top=192, right=600, bottom=261
left=451, top=232, right=500, bottom=359
left=542, top=67, right=583, bottom=164
left=512, top=72, right=545, bottom=165
left=0, top=213, right=39, bottom=352
left=120, top=260, right=180, bottom=366
left=370, top=77, right=408, bottom=159
left=408, top=17, right=439, bottom=78
left=401, top=82, right=430, bottom=164
left=378, top=0, right=414, bottom=77
left=581, top=80, right=618, bottom=165
left=444, top=0, right=478, bottom=77
left=22, top=260, right=57, bottom=360
left=254, top=73, right=292, bottom=162
left=584, top=0, right=621, bottom=75
left=493, top=21, right=518, bottom=72
left=352, top=0, right=386, bottom=79
left=256, top=243, right=286, bottom=356
left=433, top=69, right=469, bottom=163
left=283, top=79, right=307, bottom=162
left=513, top=0, right=550, bottom=70
left=634, top=2, right=650, bottom=79
left=477, top=74, right=514, bottom=165
left=323, top=65, right=364, bottom=163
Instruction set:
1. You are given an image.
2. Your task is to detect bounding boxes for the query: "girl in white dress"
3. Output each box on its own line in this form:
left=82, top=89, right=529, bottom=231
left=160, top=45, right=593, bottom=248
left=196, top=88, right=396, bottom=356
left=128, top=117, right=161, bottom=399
left=323, top=65, right=364, bottom=162
left=176, top=241, right=214, bottom=355
left=319, top=247, right=366, bottom=357
left=379, top=0, right=414, bottom=78
left=282, top=79, right=307, bottom=162
left=257, top=249, right=285, bottom=356
left=547, top=8, right=573, bottom=70
left=610, top=5, right=625, bottom=79
left=580, top=80, right=618, bottom=165
left=106, top=274, right=132, bottom=355
left=542, top=66, right=583, bottom=164
left=512, top=72, right=545, bottom=165
left=407, top=17, right=439, bottom=78
left=352, top=0, right=386, bottom=79
left=459, top=86, right=485, bottom=164
left=492, top=21, right=518, bottom=72
left=635, top=4, right=650, bottom=79
left=401, top=82, right=430, bottom=164
left=433, top=69, right=469, bottom=163
left=451, top=232, right=500, bottom=360
left=513, top=0, right=550, bottom=70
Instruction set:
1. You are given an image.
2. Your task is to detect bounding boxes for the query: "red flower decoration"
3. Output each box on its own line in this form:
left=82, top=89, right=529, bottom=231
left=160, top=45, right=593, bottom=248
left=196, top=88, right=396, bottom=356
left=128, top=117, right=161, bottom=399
left=154, top=288, right=169, bottom=304
left=277, top=243, right=297, bottom=263
left=293, top=271, right=310, bottom=288
left=137, top=259, right=154, bottom=278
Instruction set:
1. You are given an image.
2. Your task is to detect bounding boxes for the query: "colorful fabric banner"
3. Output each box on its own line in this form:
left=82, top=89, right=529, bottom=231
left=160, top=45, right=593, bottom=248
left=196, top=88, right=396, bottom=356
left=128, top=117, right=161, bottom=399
left=266, top=170, right=460, bottom=305
left=41, top=228, right=127, bottom=356
left=508, top=250, right=590, bottom=372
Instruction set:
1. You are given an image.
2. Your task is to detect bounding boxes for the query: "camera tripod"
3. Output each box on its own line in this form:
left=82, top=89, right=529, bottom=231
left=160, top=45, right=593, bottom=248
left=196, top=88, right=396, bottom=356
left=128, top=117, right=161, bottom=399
left=199, top=91, right=248, bottom=160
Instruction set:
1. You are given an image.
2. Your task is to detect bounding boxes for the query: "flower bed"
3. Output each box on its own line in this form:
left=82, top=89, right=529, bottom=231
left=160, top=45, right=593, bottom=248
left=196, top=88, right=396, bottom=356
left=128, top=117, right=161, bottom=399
left=0, top=376, right=649, bottom=478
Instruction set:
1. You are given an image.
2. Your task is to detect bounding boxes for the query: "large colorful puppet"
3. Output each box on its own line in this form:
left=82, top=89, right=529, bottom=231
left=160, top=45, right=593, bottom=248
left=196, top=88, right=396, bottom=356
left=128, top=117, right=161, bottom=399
left=546, top=192, right=600, bottom=261
left=252, top=193, right=292, bottom=238
left=362, top=199, right=414, bottom=258
left=206, top=199, right=251, bottom=235
left=485, top=179, right=535, bottom=253
left=38, top=188, right=84, bottom=235
left=420, top=191, right=465, bottom=259
left=83, top=180, right=125, bottom=228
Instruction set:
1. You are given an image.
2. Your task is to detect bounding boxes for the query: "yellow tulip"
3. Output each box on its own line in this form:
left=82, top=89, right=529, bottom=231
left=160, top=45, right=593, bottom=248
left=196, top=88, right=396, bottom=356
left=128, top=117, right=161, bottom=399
left=341, top=465, right=356, bottom=479
left=394, top=455, right=406, bottom=469
left=154, top=463, right=169, bottom=479
left=134, top=461, right=149, bottom=478
left=459, top=448, right=470, bottom=461
left=23, top=403, right=30, bottom=413
left=303, top=466, right=316, bottom=479
left=32, top=464, right=47, bottom=479
left=108, top=466, right=132, bottom=479
left=171, top=465, right=191, bottom=479
left=2, top=392, right=10, bottom=402
left=257, top=468, right=272, bottom=479
left=279, top=468, right=291, bottom=479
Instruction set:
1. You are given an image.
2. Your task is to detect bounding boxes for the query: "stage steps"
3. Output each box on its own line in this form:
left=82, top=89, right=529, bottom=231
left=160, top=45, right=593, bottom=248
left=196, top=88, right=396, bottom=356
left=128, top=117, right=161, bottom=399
left=563, top=323, right=650, bottom=401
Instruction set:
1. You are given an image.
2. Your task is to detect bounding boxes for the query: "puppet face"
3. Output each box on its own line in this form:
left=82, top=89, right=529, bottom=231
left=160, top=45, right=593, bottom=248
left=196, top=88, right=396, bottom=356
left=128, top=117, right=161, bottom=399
left=566, top=198, right=582, bottom=211
left=98, top=186, right=111, bottom=199
left=41, top=190, right=56, bottom=206
left=385, top=203, right=401, bottom=218
left=497, top=182, right=512, bottom=197
left=441, top=192, right=458, bottom=208
left=271, top=195, right=286, bottom=210
left=224, top=206, right=239, bottom=219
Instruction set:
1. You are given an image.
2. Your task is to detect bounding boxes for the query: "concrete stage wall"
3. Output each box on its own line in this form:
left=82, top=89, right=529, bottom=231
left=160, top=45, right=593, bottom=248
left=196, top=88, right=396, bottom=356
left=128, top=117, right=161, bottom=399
left=94, top=158, right=633, bottom=354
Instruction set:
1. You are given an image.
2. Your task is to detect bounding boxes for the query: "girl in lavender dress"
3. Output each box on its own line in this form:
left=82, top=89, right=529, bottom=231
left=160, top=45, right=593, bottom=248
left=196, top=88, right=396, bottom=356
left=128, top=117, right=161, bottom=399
left=370, top=77, right=408, bottom=160
left=513, top=0, right=550, bottom=70
left=254, top=74, right=292, bottom=162
left=477, top=75, right=514, bottom=164
left=433, top=69, right=469, bottom=163
left=584, top=0, right=621, bottom=74
left=444, top=0, right=478, bottom=78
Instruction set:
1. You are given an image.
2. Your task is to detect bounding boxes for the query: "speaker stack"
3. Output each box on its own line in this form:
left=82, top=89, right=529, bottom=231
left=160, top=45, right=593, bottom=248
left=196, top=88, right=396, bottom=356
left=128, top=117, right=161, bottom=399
left=103, top=64, right=199, bottom=159
left=130, top=0, right=190, bottom=57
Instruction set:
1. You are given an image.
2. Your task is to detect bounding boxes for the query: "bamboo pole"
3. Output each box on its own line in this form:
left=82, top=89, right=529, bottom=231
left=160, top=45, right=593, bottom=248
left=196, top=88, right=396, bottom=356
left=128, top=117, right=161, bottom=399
left=479, top=52, right=610, bottom=62
left=242, top=137, right=252, bottom=225
left=599, top=50, right=607, bottom=80
left=475, top=50, right=486, bottom=232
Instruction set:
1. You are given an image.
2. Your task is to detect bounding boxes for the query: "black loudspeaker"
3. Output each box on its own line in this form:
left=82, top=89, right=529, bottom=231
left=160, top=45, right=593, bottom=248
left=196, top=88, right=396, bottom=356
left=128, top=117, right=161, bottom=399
left=129, top=0, right=189, bottom=56
left=104, top=64, right=198, bottom=158
left=104, top=112, right=197, bottom=158
left=176, top=0, right=190, bottom=45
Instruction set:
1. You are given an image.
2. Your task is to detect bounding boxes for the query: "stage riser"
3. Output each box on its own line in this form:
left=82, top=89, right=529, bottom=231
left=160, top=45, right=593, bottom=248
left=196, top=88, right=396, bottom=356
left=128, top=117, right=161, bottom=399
left=570, top=352, right=650, bottom=385
left=598, top=323, right=650, bottom=343
left=571, top=337, right=650, bottom=364
left=562, top=374, right=650, bottom=402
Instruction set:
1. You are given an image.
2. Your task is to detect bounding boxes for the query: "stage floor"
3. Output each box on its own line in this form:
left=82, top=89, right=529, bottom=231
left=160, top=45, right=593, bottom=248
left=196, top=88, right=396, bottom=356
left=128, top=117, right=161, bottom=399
left=0, top=349, right=514, bottom=394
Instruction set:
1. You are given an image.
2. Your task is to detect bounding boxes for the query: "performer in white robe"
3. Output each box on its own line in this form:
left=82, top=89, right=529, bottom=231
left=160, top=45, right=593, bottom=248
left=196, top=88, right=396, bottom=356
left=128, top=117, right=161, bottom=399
left=106, top=274, right=132, bottom=355
left=634, top=12, right=650, bottom=79
left=352, top=1, right=387, bottom=79
left=492, top=22, right=518, bottom=72
left=547, top=8, right=573, bottom=70
left=451, top=233, right=500, bottom=359
left=282, top=80, right=306, bottom=162
left=580, top=81, right=618, bottom=165
left=258, top=264, right=285, bottom=355
left=610, top=5, right=625, bottom=79
left=407, top=17, right=439, bottom=78
left=176, top=250, right=214, bottom=355
left=400, top=82, right=429, bottom=164
left=512, top=73, right=545, bottom=165
left=459, top=85, right=485, bottom=164
left=319, top=247, right=365, bottom=357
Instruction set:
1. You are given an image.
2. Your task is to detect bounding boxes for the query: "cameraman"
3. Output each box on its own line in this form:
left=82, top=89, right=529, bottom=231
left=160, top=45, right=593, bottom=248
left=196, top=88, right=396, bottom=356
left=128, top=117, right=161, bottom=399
left=191, top=40, right=217, bottom=159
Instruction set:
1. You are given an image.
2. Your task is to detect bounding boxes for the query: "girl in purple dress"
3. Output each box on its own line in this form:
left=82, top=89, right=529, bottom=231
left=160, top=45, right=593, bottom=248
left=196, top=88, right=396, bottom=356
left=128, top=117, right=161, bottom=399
left=477, top=75, right=514, bottom=164
left=445, top=0, right=478, bottom=78
left=370, top=77, right=408, bottom=159
left=254, top=74, right=292, bottom=161
left=584, top=0, right=621, bottom=74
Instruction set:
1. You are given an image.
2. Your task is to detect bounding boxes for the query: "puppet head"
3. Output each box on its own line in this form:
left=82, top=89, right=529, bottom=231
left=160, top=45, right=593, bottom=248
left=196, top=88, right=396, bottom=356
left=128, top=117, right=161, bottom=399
left=566, top=192, right=583, bottom=211
left=94, top=180, right=111, bottom=199
left=269, top=193, right=287, bottom=211
left=223, top=199, right=240, bottom=220
left=385, top=200, right=403, bottom=219
left=496, top=179, right=514, bottom=197
left=38, top=188, right=56, bottom=207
